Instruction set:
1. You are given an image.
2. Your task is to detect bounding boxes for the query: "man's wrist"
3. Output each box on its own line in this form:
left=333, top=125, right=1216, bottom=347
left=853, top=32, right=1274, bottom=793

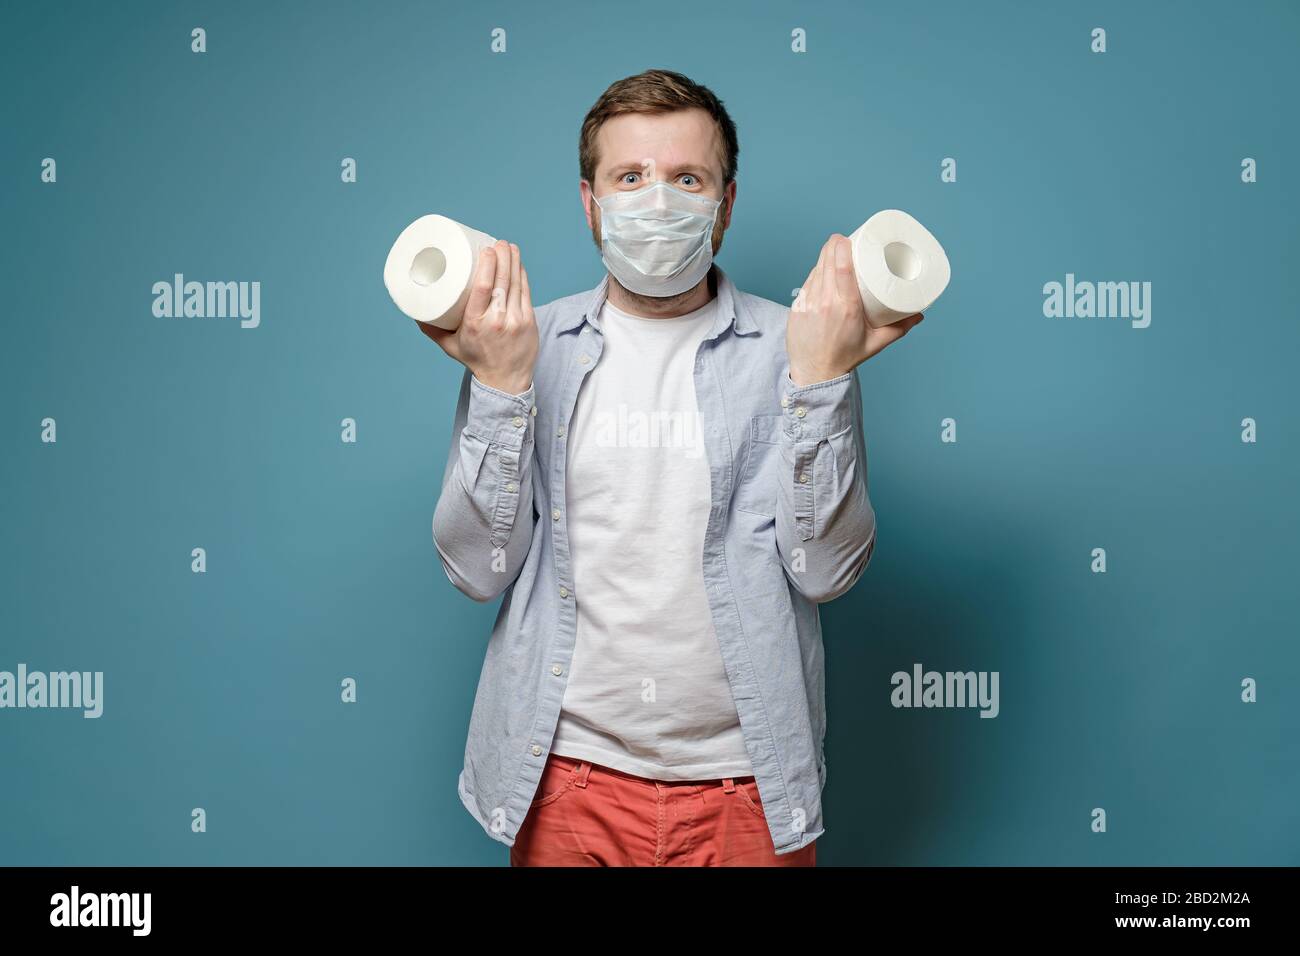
left=472, top=371, right=533, bottom=396
left=788, top=363, right=852, bottom=388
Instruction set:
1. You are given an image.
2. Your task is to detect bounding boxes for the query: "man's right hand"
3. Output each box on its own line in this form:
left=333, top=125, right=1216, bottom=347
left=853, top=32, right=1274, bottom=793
left=416, top=239, right=538, bottom=396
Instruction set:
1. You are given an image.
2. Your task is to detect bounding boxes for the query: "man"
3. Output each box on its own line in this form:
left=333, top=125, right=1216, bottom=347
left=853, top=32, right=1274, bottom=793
left=421, top=69, right=923, bottom=866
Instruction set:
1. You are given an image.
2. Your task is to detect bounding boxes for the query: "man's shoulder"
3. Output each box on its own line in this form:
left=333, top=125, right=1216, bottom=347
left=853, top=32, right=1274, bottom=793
left=534, top=288, right=591, bottom=334
left=733, top=280, right=790, bottom=343
left=731, top=283, right=791, bottom=338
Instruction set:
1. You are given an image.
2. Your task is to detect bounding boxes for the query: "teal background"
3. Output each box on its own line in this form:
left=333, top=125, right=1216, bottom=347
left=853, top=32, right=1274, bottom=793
left=1, top=0, right=1296, bottom=866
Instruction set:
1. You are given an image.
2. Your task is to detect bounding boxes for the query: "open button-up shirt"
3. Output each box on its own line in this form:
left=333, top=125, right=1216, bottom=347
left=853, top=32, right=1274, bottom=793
left=433, top=265, right=877, bottom=855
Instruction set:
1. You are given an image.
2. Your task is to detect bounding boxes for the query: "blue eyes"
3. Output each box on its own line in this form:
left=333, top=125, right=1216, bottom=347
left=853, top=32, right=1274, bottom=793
left=619, top=173, right=701, bottom=187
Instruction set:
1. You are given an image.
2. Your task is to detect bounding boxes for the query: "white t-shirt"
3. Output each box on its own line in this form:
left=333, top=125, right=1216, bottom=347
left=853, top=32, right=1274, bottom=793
left=550, top=295, right=754, bottom=781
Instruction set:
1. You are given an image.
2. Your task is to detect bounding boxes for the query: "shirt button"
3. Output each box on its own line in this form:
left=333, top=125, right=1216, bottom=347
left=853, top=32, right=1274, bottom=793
left=552, top=508, right=561, bottom=521
left=578, top=353, right=591, bottom=365
left=780, top=396, right=790, bottom=408
left=795, top=406, right=807, bottom=418
left=531, top=744, right=543, bottom=756
left=506, top=481, right=517, bottom=493
left=530, top=406, right=537, bottom=417
left=559, top=586, right=569, bottom=598
left=557, top=425, right=567, bottom=438
left=551, top=664, right=563, bottom=676
left=799, top=473, right=810, bottom=484
left=512, top=415, right=524, bottom=428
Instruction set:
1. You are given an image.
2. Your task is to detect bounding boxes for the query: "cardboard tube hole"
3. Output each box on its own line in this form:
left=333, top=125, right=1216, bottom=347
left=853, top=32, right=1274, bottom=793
left=884, top=241, right=922, bottom=281
left=410, top=247, right=448, bottom=286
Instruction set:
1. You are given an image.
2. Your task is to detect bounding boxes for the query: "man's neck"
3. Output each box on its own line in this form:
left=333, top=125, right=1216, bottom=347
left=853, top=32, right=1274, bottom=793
left=605, top=267, right=716, bottom=319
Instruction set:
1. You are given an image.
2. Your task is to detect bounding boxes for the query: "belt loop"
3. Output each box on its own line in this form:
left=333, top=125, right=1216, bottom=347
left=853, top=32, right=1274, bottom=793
left=722, top=777, right=735, bottom=793
left=575, top=761, right=593, bottom=788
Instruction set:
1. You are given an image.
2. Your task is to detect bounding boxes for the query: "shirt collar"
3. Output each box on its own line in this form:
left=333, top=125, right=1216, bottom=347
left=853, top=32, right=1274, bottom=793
left=554, top=265, right=760, bottom=339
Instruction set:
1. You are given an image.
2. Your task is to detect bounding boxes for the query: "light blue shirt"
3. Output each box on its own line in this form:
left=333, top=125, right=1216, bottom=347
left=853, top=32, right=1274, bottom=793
left=434, top=265, right=877, bottom=855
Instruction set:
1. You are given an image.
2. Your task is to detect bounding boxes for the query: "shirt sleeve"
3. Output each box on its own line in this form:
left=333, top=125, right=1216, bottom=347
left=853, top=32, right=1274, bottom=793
left=432, top=368, right=538, bottom=602
left=773, top=367, right=877, bottom=603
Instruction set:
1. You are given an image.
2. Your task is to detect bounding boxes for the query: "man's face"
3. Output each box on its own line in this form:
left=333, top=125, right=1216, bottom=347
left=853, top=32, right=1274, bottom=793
left=582, top=107, right=735, bottom=260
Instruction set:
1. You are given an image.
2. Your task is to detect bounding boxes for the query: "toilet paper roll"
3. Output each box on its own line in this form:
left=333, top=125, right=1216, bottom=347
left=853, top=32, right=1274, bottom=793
left=383, top=214, right=498, bottom=329
left=848, top=210, right=950, bottom=328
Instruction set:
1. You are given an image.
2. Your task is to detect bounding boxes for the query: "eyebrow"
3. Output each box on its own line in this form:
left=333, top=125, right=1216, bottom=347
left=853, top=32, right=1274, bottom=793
left=608, top=161, right=713, bottom=178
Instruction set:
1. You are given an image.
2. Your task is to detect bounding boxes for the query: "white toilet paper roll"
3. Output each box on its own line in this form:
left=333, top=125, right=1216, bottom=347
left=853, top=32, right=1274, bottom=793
left=848, top=210, right=950, bottom=328
left=383, top=214, right=498, bottom=329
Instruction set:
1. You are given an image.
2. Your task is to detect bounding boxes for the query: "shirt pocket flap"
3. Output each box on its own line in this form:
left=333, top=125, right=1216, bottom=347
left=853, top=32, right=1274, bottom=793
left=737, top=414, right=785, bottom=517
left=751, top=413, right=784, bottom=444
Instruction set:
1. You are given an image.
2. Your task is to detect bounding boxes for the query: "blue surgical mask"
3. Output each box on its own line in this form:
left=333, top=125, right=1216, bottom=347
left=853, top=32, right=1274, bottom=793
left=593, top=181, right=723, bottom=297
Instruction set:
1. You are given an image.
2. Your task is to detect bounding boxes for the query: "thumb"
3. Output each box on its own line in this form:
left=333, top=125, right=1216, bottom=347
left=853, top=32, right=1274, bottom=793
left=866, top=312, right=924, bottom=356
left=416, top=319, right=461, bottom=357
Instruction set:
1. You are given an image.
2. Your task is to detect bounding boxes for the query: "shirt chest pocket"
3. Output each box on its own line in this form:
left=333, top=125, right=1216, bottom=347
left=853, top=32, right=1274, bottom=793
left=735, top=413, right=785, bottom=518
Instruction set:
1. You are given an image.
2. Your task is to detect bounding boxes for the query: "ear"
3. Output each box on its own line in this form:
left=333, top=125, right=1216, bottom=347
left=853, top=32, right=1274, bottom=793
left=720, top=180, right=737, bottom=230
left=579, top=180, right=595, bottom=230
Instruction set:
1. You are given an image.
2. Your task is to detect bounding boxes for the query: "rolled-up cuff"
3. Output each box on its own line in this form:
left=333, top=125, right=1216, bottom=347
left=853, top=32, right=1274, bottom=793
left=466, top=375, right=536, bottom=450
left=780, top=370, right=854, bottom=441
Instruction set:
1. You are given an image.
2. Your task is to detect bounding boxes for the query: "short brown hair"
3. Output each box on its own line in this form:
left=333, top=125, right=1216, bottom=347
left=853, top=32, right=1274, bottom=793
left=579, top=69, right=739, bottom=186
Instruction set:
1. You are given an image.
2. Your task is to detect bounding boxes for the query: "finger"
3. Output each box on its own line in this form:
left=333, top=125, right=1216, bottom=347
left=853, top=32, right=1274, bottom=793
left=870, top=312, right=924, bottom=349
left=831, top=234, right=858, bottom=307
left=519, top=262, right=535, bottom=321
left=818, top=234, right=845, bottom=306
left=463, top=247, right=498, bottom=321
left=505, top=243, right=522, bottom=327
left=416, top=319, right=460, bottom=357
left=884, top=312, right=925, bottom=337
left=793, top=284, right=811, bottom=314
left=490, top=239, right=510, bottom=323
left=816, top=233, right=839, bottom=286
left=799, top=239, right=832, bottom=313
left=802, top=237, right=831, bottom=292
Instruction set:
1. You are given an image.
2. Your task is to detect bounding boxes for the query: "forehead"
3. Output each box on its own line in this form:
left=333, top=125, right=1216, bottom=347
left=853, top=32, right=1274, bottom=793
left=594, top=108, right=723, bottom=176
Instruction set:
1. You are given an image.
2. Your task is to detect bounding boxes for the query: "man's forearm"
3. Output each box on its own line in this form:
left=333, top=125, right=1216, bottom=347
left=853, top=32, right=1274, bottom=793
left=433, top=369, right=537, bottom=602
left=773, top=367, right=877, bottom=603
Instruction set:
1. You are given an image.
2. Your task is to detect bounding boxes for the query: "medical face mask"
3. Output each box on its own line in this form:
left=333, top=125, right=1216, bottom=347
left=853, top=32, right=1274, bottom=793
left=593, top=180, right=723, bottom=297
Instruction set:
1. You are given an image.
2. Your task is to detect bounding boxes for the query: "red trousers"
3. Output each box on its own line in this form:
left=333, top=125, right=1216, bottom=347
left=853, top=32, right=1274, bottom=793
left=509, top=752, right=818, bottom=867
